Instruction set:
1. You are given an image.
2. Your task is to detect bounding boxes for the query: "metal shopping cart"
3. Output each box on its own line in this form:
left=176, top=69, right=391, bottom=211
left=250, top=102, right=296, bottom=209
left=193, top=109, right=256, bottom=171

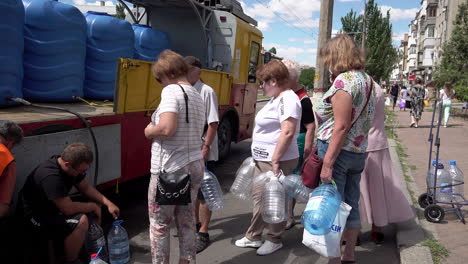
left=418, top=99, right=467, bottom=224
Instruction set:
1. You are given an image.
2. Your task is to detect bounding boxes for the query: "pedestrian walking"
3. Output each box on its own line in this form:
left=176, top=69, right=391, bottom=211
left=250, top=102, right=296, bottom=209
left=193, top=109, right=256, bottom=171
left=145, top=50, right=206, bottom=264
left=359, top=84, right=414, bottom=244
left=184, top=55, right=220, bottom=253
left=390, top=82, right=400, bottom=111
left=409, top=78, right=426, bottom=128
left=440, top=82, right=455, bottom=128
left=235, top=60, right=301, bottom=256
left=282, top=59, right=315, bottom=230
left=314, top=34, right=375, bottom=264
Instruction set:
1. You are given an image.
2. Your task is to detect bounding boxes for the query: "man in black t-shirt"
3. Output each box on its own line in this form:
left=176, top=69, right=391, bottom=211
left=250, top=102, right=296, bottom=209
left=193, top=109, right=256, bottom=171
left=390, top=82, right=400, bottom=111
left=20, top=143, right=120, bottom=264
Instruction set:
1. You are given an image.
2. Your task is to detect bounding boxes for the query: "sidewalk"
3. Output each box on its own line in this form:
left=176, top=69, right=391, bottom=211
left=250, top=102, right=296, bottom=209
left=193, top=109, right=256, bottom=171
left=393, top=108, right=468, bottom=264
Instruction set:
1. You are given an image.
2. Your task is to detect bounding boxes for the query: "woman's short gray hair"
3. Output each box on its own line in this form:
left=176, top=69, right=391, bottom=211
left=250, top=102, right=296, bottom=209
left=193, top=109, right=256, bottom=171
left=0, top=120, right=23, bottom=144
left=282, top=59, right=301, bottom=82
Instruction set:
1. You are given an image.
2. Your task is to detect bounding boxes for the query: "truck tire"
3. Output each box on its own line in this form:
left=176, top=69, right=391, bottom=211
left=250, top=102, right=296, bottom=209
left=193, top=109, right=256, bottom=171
left=218, top=118, right=232, bottom=161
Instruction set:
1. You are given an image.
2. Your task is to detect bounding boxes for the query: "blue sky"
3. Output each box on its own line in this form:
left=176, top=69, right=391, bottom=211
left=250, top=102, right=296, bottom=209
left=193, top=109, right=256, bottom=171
left=66, top=0, right=421, bottom=66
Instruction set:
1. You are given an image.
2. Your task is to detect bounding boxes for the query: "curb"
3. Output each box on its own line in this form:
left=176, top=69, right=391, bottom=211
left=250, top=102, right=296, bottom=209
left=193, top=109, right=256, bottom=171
left=388, top=139, right=437, bottom=264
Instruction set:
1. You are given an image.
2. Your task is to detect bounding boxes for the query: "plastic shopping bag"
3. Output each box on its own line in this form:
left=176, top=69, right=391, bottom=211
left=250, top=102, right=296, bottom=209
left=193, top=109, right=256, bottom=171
left=399, top=99, right=406, bottom=109
left=302, top=202, right=352, bottom=258
left=385, top=97, right=391, bottom=106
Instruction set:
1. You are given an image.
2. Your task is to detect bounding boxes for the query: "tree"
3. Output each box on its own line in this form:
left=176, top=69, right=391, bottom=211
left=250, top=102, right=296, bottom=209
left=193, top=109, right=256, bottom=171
left=434, top=0, right=468, bottom=101
left=115, top=3, right=126, bottom=19
left=299, top=68, right=315, bottom=90
left=268, top=47, right=277, bottom=54
left=340, top=0, right=398, bottom=82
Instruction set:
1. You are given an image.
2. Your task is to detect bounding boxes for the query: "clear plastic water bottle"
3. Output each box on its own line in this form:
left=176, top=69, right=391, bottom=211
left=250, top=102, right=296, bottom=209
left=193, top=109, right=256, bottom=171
left=108, top=220, right=130, bottom=264
left=230, top=157, right=255, bottom=200
left=87, top=220, right=108, bottom=262
left=302, top=183, right=342, bottom=235
left=201, top=169, right=224, bottom=211
left=436, top=163, right=452, bottom=202
left=278, top=174, right=312, bottom=203
left=253, top=170, right=274, bottom=187
left=90, top=253, right=108, bottom=264
left=426, top=160, right=437, bottom=191
left=262, top=177, right=286, bottom=224
left=447, top=161, right=464, bottom=201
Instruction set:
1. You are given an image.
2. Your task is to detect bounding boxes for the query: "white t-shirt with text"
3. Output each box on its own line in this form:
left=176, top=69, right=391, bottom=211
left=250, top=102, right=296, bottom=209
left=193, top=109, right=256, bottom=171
left=251, top=89, right=301, bottom=161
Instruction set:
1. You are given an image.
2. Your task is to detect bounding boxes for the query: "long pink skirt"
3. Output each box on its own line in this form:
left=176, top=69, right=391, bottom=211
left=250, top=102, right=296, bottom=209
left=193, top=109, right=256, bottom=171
left=359, top=148, right=414, bottom=227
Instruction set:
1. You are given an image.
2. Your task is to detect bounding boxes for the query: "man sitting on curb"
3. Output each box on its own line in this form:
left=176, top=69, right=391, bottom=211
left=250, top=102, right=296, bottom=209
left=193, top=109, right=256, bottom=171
left=20, top=143, right=120, bottom=264
left=185, top=56, right=220, bottom=253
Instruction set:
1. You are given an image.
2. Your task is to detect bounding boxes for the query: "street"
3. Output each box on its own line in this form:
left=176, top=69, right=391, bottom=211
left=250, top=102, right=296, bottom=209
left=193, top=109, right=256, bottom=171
left=109, top=101, right=399, bottom=264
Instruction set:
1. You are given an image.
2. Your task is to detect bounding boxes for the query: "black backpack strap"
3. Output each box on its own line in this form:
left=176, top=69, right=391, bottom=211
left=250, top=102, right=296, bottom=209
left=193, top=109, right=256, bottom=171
left=177, top=84, right=189, bottom=123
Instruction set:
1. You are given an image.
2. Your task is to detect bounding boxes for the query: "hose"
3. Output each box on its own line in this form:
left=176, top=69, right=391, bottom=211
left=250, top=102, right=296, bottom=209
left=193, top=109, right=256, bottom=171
left=6, top=97, right=100, bottom=187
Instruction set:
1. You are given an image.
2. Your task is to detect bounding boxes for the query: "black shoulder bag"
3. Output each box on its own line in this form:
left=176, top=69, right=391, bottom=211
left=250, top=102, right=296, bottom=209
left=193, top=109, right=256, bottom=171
left=156, top=85, right=192, bottom=205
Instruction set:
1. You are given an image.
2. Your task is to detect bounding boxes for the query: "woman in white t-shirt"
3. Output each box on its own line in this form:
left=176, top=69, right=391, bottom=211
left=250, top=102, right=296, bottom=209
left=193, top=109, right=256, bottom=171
left=440, top=82, right=455, bottom=127
left=235, top=60, right=301, bottom=255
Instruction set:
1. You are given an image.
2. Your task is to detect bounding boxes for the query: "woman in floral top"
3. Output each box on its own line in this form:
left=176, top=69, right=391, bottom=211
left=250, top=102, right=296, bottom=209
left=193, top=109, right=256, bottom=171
left=315, top=34, right=375, bottom=264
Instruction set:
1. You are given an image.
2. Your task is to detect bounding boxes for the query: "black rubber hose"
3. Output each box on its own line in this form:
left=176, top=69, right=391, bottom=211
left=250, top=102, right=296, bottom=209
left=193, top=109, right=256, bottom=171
left=6, top=97, right=100, bottom=187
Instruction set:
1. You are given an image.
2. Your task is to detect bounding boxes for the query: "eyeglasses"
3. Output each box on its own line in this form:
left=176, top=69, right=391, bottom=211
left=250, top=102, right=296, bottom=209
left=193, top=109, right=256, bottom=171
left=259, top=79, right=269, bottom=86
left=156, top=77, right=162, bottom=83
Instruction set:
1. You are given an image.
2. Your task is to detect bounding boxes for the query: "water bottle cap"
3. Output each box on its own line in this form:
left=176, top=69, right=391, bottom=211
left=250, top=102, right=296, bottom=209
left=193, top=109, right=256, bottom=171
left=432, top=160, right=437, bottom=164
left=450, top=160, right=457, bottom=165
left=90, top=253, right=97, bottom=260
left=113, top=220, right=124, bottom=226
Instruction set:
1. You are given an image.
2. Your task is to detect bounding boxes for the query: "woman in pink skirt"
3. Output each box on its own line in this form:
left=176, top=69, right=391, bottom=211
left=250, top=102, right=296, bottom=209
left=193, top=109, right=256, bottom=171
left=359, top=84, right=414, bottom=244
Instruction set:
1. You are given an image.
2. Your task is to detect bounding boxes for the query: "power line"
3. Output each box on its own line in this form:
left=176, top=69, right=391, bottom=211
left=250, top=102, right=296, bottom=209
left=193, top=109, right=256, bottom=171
left=252, top=0, right=318, bottom=38
left=276, top=0, right=319, bottom=37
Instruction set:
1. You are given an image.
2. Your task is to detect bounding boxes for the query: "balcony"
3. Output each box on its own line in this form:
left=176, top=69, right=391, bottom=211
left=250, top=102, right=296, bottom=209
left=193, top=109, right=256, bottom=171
left=423, top=38, right=436, bottom=48
left=425, top=17, right=436, bottom=26
left=427, top=0, right=438, bottom=4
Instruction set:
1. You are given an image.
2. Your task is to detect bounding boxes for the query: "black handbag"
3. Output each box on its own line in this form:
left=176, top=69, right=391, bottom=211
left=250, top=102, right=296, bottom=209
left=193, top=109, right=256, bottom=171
left=156, top=84, right=192, bottom=205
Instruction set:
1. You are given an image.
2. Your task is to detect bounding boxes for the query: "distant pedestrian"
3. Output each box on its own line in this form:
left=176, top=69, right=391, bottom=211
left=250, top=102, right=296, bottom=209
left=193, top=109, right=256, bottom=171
left=400, top=86, right=409, bottom=111
left=390, top=82, right=400, bottom=111
left=440, top=82, right=455, bottom=128
left=409, top=78, right=425, bottom=128
left=359, top=84, right=414, bottom=244
left=235, top=60, right=301, bottom=256
left=145, top=50, right=206, bottom=264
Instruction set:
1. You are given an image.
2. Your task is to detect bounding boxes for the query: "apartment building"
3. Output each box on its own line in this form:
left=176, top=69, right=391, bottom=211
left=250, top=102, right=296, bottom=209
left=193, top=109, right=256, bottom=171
left=434, top=0, right=464, bottom=65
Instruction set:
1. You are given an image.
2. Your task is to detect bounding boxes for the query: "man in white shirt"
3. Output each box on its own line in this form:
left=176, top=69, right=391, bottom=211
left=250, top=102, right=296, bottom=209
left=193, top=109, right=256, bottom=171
left=184, top=56, right=220, bottom=253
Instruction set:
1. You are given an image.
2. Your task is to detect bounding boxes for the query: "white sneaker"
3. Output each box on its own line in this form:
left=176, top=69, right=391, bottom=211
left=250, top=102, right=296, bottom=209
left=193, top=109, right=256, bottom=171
left=235, top=237, right=263, bottom=248
left=256, top=240, right=283, bottom=255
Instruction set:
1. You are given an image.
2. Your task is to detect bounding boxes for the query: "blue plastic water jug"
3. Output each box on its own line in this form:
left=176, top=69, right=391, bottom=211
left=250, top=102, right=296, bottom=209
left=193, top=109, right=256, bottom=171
left=23, top=0, right=87, bottom=102
left=0, top=0, right=24, bottom=106
left=108, top=220, right=130, bottom=264
left=132, top=24, right=170, bottom=62
left=302, top=183, right=342, bottom=235
left=84, top=12, right=134, bottom=100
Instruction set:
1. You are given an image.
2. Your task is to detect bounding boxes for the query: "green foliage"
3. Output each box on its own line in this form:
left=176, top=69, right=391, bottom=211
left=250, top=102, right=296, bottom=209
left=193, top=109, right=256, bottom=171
left=434, top=0, right=468, bottom=101
left=298, top=68, right=315, bottom=90
left=115, top=3, right=126, bottom=19
left=340, top=0, right=398, bottom=82
left=268, top=47, right=277, bottom=54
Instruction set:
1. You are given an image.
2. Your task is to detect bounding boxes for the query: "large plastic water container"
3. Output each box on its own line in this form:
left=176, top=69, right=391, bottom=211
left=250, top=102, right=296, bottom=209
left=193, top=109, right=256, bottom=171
left=0, top=0, right=24, bottom=106
left=132, top=24, right=170, bottom=62
left=447, top=161, right=464, bottom=201
left=23, top=0, right=86, bottom=102
left=262, top=177, right=286, bottom=224
left=84, top=12, right=134, bottom=100
left=302, top=183, right=342, bottom=235
left=201, top=169, right=224, bottom=211
left=230, top=157, right=255, bottom=200
left=108, top=220, right=130, bottom=264
left=279, top=174, right=312, bottom=203
left=87, top=220, right=109, bottom=262
left=436, top=164, right=452, bottom=202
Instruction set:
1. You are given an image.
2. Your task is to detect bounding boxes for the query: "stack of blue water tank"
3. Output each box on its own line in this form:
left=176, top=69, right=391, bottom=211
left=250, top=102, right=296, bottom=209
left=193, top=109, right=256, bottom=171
left=0, top=0, right=24, bottom=106
left=23, top=0, right=87, bottom=102
left=84, top=11, right=134, bottom=100
left=132, top=24, right=170, bottom=62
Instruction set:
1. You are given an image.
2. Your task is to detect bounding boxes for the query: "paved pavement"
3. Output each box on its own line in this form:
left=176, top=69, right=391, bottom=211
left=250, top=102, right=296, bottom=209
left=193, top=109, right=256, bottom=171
left=110, top=101, right=400, bottom=264
left=392, top=108, right=468, bottom=264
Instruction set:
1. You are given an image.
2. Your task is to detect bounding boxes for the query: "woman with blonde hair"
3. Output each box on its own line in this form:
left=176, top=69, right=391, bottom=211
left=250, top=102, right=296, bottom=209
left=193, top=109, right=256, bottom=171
left=145, top=50, right=206, bottom=264
left=235, top=60, right=301, bottom=255
left=315, top=34, right=375, bottom=264
left=440, top=82, right=455, bottom=127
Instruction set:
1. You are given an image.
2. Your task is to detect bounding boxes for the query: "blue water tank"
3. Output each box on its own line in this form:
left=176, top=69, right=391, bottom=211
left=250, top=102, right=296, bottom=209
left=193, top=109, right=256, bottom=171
left=132, top=24, right=170, bottom=62
left=0, top=0, right=24, bottom=106
left=84, top=12, right=134, bottom=100
left=23, top=0, right=87, bottom=102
